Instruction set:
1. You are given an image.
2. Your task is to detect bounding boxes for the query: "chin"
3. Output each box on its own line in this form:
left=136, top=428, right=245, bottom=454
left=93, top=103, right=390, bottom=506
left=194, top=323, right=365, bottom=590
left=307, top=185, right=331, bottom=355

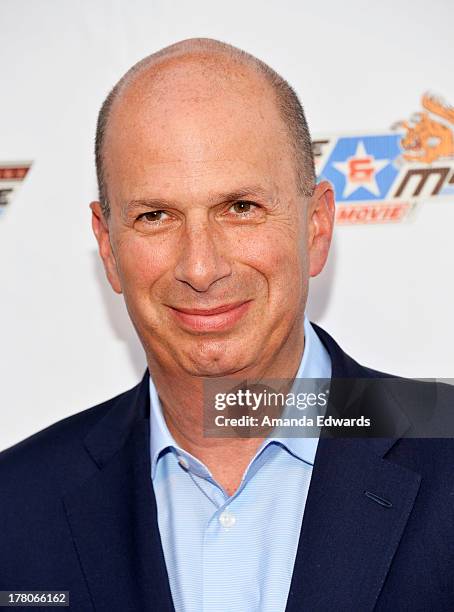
left=181, top=337, right=257, bottom=377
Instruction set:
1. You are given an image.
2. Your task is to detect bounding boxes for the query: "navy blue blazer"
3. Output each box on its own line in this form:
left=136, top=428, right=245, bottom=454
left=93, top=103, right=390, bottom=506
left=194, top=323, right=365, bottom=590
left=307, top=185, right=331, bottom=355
left=1, top=325, right=453, bottom=611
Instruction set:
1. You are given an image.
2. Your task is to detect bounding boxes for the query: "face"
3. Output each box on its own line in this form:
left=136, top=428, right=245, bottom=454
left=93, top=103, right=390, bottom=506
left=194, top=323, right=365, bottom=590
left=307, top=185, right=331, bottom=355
left=91, top=58, right=334, bottom=377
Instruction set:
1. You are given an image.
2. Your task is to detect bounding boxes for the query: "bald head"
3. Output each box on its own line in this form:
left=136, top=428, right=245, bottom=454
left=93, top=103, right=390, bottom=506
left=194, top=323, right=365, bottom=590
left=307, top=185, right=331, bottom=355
left=95, top=38, right=316, bottom=218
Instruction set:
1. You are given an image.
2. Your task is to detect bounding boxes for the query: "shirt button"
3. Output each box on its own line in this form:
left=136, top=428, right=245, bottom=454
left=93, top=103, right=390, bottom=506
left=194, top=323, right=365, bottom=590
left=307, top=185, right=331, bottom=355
left=177, top=455, right=189, bottom=470
left=219, top=510, right=236, bottom=528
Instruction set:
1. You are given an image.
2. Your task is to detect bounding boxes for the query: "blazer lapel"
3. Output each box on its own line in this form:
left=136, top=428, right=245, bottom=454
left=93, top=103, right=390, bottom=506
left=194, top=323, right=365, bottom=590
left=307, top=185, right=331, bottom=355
left=285, top=325, right=422, bottom=611
left=62, top=373, right=175, bottom=612
left=285, top=436, right=421, bottom=611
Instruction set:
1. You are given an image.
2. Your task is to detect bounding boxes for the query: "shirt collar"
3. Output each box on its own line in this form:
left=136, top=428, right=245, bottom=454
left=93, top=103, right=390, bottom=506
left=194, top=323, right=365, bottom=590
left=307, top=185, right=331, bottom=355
left=148, top=370, right=180, bottom=479
left=149, top=315, right=331, bottom=478
left=264, top=315, right=332, bottom=466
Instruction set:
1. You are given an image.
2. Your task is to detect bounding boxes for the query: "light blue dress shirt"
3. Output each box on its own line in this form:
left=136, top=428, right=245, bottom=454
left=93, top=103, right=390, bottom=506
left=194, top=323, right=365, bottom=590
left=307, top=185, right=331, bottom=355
left=149, top=316, right=332, bottom=612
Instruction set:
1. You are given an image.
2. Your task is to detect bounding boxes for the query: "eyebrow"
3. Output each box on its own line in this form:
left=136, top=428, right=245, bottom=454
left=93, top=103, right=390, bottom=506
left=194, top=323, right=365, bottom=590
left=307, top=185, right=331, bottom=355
left=122, top=185, right=274, bottom=214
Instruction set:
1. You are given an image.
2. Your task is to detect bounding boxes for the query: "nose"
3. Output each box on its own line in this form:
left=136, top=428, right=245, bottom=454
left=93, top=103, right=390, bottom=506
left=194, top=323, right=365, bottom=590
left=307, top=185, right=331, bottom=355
left=174, top=218, right=232, bottom=292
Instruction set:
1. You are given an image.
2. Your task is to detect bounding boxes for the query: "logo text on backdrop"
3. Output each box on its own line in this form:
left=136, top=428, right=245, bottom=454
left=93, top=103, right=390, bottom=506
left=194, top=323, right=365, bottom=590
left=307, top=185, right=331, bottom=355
left=314, top=93, right=454, bottom=224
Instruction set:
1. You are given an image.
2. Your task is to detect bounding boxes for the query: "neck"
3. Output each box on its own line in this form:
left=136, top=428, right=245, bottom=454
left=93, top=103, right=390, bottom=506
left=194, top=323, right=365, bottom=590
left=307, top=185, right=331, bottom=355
left=147, top=322, right=305, bottom=496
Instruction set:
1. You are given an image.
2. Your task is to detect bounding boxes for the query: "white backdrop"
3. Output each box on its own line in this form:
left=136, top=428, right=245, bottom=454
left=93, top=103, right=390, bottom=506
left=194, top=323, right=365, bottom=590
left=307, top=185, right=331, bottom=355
left=1, top=0, right=453, bottom=451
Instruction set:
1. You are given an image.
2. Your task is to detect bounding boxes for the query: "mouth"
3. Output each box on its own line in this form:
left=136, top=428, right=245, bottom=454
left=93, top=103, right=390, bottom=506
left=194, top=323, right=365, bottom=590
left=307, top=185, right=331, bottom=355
left=168, top=300, right=253, bottom=332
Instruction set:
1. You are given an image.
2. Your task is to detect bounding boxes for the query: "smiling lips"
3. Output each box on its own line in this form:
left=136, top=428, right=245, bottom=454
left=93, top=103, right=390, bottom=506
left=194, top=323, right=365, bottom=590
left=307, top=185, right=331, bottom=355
left=169, top=300, right=252, bottom=332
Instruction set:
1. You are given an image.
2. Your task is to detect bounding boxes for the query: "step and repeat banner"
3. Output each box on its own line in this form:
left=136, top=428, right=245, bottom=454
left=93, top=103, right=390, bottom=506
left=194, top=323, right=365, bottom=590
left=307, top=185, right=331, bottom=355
left=1, top=0, right=453, bottom=450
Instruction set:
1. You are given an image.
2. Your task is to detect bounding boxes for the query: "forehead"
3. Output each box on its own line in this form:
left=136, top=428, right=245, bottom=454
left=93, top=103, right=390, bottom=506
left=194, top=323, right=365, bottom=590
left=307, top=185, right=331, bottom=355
left=103, top=56, right=296, bottom=202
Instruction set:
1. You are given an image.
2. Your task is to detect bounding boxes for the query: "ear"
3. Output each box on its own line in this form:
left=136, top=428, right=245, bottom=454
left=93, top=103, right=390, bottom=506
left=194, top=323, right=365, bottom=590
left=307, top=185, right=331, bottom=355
left=90, top=201, right=123, bottom=294
left=307, top=181, right=335, bottom=277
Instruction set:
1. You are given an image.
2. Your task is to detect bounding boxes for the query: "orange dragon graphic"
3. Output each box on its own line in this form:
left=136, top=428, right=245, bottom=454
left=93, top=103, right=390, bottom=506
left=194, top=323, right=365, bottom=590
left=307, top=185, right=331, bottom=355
left=394, top=93, right=454, bottom=164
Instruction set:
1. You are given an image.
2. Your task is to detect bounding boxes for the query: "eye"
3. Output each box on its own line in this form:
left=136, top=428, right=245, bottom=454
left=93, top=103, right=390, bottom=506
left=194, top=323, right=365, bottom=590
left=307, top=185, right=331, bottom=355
left=229, top=200, right=258, bottom=215
left=137, top=210, right=169, bottom=223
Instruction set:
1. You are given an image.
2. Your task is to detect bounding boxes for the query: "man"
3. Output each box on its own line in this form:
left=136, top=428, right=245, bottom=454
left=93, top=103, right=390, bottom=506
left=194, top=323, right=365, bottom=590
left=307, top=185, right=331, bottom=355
left=0, top=38, right=453, bottom=612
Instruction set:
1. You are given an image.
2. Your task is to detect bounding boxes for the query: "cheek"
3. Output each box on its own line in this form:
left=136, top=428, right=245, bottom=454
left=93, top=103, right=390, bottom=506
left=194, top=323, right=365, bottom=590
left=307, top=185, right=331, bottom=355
left=115, top=234, right=172, bottom=293
left=236, top=225, right=305, bottom=292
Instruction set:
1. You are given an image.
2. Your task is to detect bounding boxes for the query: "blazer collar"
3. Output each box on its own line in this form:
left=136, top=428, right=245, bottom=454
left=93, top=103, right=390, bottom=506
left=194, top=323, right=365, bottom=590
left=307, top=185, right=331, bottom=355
left=83, top=370, right=150, bottom=469
left=311, top=322, right=411, bottom=458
